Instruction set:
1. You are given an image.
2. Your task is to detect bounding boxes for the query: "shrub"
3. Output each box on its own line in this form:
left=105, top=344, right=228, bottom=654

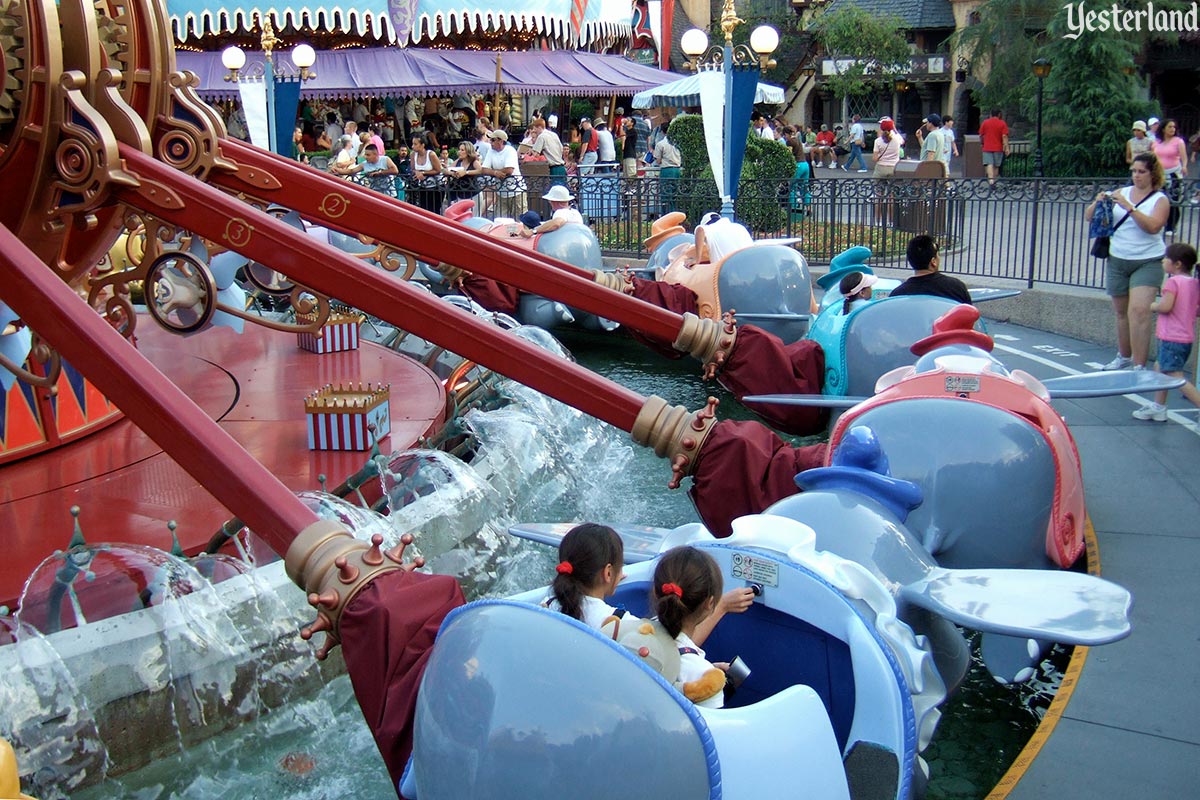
left=666, top=114, right=796, bottom=231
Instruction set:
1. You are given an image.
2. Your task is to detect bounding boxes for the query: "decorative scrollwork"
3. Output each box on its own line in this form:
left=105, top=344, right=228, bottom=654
left=48, top=70, right=139, bottom=232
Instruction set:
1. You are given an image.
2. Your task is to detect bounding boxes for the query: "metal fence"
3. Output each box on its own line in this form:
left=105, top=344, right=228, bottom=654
left=339, top=167, right=1200, bottom=291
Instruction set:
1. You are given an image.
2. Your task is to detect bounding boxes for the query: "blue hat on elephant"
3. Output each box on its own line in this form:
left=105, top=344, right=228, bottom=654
left=816, top=246, right=874, bottom=291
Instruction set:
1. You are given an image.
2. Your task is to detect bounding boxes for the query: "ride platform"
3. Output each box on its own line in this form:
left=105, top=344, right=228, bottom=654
left=0, top=318, right=447, bottom=607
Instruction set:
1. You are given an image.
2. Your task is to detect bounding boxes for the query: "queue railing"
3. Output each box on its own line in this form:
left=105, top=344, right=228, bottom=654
left=328, top=164, right=1198, bottom=291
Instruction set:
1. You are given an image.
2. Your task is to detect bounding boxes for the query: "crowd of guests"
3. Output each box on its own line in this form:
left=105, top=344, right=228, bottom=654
left=245, top=95, right=688, bottom=218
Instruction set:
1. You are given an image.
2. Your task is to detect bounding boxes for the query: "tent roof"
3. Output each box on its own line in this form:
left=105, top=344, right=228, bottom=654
left=632, top=71, right=784, bottom=109
left=177, top=48, right=683, bottom=99
left=168, top=0, right=631, bottom=47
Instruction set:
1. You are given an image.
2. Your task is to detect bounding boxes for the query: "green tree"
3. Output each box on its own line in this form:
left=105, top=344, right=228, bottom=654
left=811, top=4, right=910, bottom=99
left=950, top=0, right=1056, bottom=114
left=953, top=0, right=1185, bottom=175
left=1039, top=9, right=1158, bottom=176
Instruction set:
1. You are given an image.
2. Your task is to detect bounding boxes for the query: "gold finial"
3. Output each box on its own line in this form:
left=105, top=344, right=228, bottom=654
left=260, top=15, right=280, bottom=57
left=720, top=0, right=743, bottom=45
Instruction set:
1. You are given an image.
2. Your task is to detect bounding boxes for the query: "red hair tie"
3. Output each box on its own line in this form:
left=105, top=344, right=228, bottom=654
left=660, top=582, right=683, bottom=598
left=556, top=561, right=574, bottom=575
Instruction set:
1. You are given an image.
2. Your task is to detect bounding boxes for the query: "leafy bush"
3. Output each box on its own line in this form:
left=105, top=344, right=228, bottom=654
left=667, top=115, right=796, bottom=230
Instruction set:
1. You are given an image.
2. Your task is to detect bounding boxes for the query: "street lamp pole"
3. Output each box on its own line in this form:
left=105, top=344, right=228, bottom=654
left=681, top=1, right=777, bottom=221
left=221, top=18, right=317, bottom=156
left=1032, top=58, right=1052, bottom=179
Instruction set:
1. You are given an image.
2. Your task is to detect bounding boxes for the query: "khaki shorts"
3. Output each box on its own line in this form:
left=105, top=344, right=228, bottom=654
left=1106, top=254, right=1164, bottom=296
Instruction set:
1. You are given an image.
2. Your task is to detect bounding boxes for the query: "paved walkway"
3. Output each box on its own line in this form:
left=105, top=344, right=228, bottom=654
left=982, top=320, right=1200, bottom=798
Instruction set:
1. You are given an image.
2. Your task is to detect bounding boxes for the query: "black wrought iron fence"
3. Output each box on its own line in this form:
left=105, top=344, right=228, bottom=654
left=336, top=164, right=1200, bottom=292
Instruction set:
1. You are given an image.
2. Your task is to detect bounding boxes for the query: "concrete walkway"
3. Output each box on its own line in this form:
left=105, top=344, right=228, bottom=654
left=983, top=321, right=1200, bottom=798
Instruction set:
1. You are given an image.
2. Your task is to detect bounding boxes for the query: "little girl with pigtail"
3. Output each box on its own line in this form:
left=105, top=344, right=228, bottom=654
left=543, top=523, right=631, bottom=633
left=651, top=546, right=734, bottom=709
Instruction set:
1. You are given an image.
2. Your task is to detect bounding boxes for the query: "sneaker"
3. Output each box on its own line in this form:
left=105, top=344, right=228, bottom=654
left=1102, top=354, right=1133, bottom=370
left=1132, top=403, right=1167, bottom=422
left=857, top=169, right=868, bottom=173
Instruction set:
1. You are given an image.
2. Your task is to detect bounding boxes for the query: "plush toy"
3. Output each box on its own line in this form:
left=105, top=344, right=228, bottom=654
left=613, top=620, right=680, bottom=686
left=679, top=666, right=727, bottom=706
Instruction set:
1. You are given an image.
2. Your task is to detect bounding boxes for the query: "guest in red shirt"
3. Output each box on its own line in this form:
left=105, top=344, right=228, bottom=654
left=813, top=124, right=837, bottom=168
left=978, top=109, right=1010, bottom=187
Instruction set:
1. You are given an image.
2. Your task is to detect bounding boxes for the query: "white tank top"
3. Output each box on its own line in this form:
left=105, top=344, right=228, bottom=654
left=1111, top=186, right=1168, bottom=261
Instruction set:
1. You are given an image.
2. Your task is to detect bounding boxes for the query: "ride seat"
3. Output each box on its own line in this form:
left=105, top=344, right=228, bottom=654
left=699, top=684, right=851, bottom=800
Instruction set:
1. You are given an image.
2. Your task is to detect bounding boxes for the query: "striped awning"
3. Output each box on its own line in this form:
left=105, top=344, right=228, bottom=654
left=168, top=0, right=631, bottom=47
left=176, top=47, right=683, bottom=100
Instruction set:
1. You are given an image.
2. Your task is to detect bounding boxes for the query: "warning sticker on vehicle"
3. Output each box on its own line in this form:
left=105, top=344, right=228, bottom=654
left=730, top=553, right=779, bottom=588
left=944, top=375, right=980, bottom=394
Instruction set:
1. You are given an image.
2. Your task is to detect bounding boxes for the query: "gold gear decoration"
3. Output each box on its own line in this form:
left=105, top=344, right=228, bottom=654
left=93, top=0, right=130, bottom=76
left=0, top=0, right=25, bottom=128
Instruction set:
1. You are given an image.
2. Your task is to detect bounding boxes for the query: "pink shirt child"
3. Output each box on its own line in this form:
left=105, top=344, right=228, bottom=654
left=1156, top=273, right=1200, bottom=343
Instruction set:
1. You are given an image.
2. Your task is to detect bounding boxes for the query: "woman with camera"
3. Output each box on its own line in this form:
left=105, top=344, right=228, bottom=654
left=1085, top=151, right=1172, bottom=370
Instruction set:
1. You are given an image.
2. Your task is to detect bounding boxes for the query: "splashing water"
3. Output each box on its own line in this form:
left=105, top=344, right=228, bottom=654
left=0, top=613, right=109, bottom=798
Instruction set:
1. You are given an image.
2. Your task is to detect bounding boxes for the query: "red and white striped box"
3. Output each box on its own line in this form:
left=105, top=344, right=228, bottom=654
left=304, top=382, right=391, bottom=451
left=297, top=308, right=365, bottom=354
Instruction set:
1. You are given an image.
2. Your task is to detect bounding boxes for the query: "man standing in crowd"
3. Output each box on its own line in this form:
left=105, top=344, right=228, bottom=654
left=652, top=121, right=682, bottom=213
left=621, top=117, right=639, bottom=178
left=481, top=129, right=527, bottom=218
left=751, top=111, right=775, bottom=140
left=920, top=114, right=949, bottom=173
left=942, top=116, right=959, bottom=171
left=979, top=109, right=1010, bottom=187
left=595, top=118, right=617, bottom=166
left=529, top=117, right=566, bottom=184
left=890, top=235, right=972, bottom=303
left=579, top=118, right=600, bottom=174
left=633, top=109, right=652, bottom=157
left=844, top=114, right=868, bottom=172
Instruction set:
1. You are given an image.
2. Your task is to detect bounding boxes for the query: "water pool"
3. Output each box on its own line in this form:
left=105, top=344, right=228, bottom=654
left=65, top=326, right=1061, bottom=799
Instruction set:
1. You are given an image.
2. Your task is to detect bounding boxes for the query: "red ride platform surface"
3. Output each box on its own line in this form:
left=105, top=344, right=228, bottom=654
left=0, top=319, right=447, bottom=607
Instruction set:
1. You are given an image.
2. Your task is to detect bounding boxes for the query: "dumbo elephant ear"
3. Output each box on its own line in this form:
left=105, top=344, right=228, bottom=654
left=211, top=284, right=247, bottom=334
left=240, top=207, right=307, bottom=295
left=186, top=236, right=209, bottom=264
left=208, top=251, right=248, bottom=291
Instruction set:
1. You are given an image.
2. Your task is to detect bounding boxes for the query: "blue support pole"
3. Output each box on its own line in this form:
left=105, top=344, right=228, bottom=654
left=265, top=53, right=277, bottom=155
left=721, top=43, right=736, bottom=220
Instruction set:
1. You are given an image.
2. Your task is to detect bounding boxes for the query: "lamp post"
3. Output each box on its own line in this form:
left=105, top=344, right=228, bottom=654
left=681, top=0, right=778, bottom=220
left=221, top=17, right=317, bottom=156
left=1031, top=58, right=1051, bottom=178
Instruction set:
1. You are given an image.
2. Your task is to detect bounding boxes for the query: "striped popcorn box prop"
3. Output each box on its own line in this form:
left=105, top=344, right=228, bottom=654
left=305, top=382, right=391, bottom=451
left=297, top=307, right=365, bottom=354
